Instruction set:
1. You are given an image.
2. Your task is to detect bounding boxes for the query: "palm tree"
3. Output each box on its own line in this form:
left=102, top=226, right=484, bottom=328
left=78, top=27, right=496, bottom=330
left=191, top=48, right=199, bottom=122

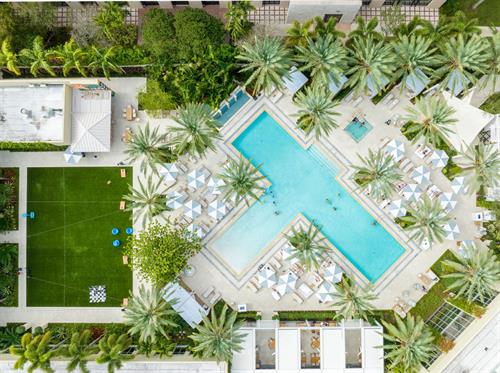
left=286, top=19, right=314, bottom=48
left=224, top=0, right=255, bottom=41
left=10, top=332, right=56, bottom=373
left=58, top=330, right=98, bottom=373
left=96, top=334, right=134, bottom=373
left=313, top=16, right=345, bottom=39
left=124, top=123, right=171, bottom=175
left=87, top=46, right=124, bottom=80
left=20, top=36, right=55, bottom=77
left=293, top=84, right=339, bottom=139
left=54, top=39, right=88, bottom=77
left=124, top=285, right=178, bottom=345
left=446, top=10, right=481, bottom=38
left=331, top=277, right=376, bottom=321
left=392, top=34, right=437, bottom=94
left=402, top=196, right=450, bottom=246
left=346, top=36, right=395, bottom=96
left=170, top=103, right=221, bottom=158
left=455, top=143, right=500, bottom=195
left=482, top=30, right=500, bottom=92
left=404, top=95, right=457, bottom=147
left=190, top=304, right=246, bottom=363
left=218, top=156, right=265, bottom=206
left=348, top=17, right=382, bottom=42
left=382, top=315, right=436, bottom=372
left=237, top=35, right=293, bottom=94
left=295, top=34, right=348, bottom=87
left=435, top=34, right=489, bottom=94
left=416, top=18, right=451, bottom=43
left=442, top=243, right=500, bottom=303
left=0, top=39, right=20, bottom=76
left=391, top=16, right=423, bottom=38
left=286, top=224, right=329, bottom=271
left=123, top=175, right=168, bottom=227
left=352, top=149, right=403, bottom=202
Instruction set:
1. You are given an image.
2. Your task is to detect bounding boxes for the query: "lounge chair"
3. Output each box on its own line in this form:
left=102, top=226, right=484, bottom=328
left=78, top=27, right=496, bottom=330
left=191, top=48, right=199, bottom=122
left=388, top=98, right=400, bottom=109
left=352, top=96, right=363, bottom=107
left=269, top=257, right=282, bottom=270
left=298, top=283, right=313, bottom=299
left=425, top=269, right=439, bottom=282
left=122, top=298, right=129, bottom=307
left=119, top=201, right=126, bottom=210
left=292, top=292, right=304, bottom=304
left=202, top=286, right=214, bottom=298
left=122, top=256, right=128, bottom=265
left=246, top=282, right=258, bottom=293
left=393, top=304, right=406, bottom=318
left=208, top=292, right=221, bottom=305
left=120, top=169, right=126, bottom=178
left=343, top=91, right=354, bottom=104
left=382, top=93, right=395, bottom=105
left=271, top=290, right=281, bottom=301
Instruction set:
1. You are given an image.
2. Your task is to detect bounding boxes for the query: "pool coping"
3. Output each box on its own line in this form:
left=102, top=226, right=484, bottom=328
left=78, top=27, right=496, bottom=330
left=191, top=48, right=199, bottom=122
left=202, top=97, right=419, bottom=294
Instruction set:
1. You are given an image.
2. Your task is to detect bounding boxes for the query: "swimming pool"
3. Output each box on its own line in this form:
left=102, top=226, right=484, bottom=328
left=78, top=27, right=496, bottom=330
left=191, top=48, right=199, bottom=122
left=345, top=118, right=373, bottom=142
left=211, top=112, right=404, bottom=282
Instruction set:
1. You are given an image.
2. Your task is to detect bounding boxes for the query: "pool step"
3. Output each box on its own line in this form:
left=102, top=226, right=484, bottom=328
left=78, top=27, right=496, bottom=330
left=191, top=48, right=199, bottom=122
left=307, top=145, right=338, bottom=179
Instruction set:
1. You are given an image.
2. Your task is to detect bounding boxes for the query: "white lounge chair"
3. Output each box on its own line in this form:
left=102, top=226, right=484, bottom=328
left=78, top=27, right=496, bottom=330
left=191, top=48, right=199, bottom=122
left=352, top=96, right=363, bottom=107
left=298, top=283, right=313, bottom=299
left=202, top=286, right=214, bottom=298
left=388, top=98, right=400, bottom=109
left=209, top=292, right=221, bottom=305
left=382, top=93, right=395, bottom=105
left=292, top=292, right=304, bottom=304
left=271, top=290, right=281, bottom=301
left=269, top=257, right=282, bottom=270
left=246, top=282, right=258, bottom=293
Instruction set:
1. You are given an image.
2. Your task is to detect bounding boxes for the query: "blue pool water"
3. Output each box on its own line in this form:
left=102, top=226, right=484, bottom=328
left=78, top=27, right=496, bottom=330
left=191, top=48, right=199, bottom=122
left=212, top=112, right=404, bottom=282
left=214, top=90, right=250, bottom=125
left=345, top=118, right=373, bottom=142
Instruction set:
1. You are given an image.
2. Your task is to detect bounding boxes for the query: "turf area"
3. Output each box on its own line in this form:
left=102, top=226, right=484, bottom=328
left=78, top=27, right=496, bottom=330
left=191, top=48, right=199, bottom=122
left=440, top=0, right=500, bottom=26
left=27, top=167, right=133, bottom=307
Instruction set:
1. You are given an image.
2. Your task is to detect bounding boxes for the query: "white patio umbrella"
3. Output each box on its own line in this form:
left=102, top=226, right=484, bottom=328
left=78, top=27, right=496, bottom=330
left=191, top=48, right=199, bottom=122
left=257, top=266, right=278, bottom=288
left=187, top=223, right=205, bottom=239
left=444, top=222, right=460, bottom=240
left=323, top=263, right=344, bottom=284
left=160, top=163, right=181, bottom=183
left=430, top=150, right=449, bottom=168
left=402, top=183, right=423, bottom=202
left=208, top=200, right=227, bottom=220
left=439, top=192, right=457, bottom=212
left=166, top=190, right=187, bottom=209
left=411, top=165, right=431, bottom=185
left=385, top=139, right=405, bottom=161
left=184, top=200, right=202, bottom=219
left=64, top=148, right=83, bottom=164
left=276, top=272, right=298, bottom=295
left=315, top=281, right=336, bottom=303
left=388, top=199, right=407, bottom=218
left=207, top=176, right=225, bottom=195
left=451, top=176, right=466, bottom=194
left=280, top=243, right=299, bottom=264
left=188, top=169, right=206, bottom=190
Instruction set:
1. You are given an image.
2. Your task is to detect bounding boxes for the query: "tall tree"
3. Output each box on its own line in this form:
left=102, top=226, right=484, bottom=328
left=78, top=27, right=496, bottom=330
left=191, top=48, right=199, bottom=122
left=224, top=0, right=255, bottom=41
left=190, top=304, right=246, bottom=363
left=313, top=16, right=345, bottom=39
left=87, top=46, right=124, bottom=80
left=54, top=39, right=88, bottom=77
left=331, top=277, right=376, bottom=321
left=352, top=149, right=403, bottom=202
left=10, top=332, right=56, bottom=373
left=482, top=30, right=500, bottom=93
left=20, top=36, right=55, bottom=77
left=286, top=224, right=329, bottom=271
left=445, top=10, right=481, bottom=38
left=237, top=35, right=293, bottom=94
left=294, top=84, right=339, bottom=139
left=58, top=330, right=98, bottom=373
left=0, top=39, right=20, bottom=76
left=348, top=16, right=383, bottom=41
left=95, top=334, right=134, bottom=373
left=286, top=19, right=314, bottom=48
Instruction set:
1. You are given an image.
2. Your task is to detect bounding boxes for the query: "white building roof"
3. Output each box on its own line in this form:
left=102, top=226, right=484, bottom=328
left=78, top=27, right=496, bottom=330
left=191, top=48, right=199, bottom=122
left=282, top=67, right=308, bottom=95
left=443, top=91, right=495, bottom=151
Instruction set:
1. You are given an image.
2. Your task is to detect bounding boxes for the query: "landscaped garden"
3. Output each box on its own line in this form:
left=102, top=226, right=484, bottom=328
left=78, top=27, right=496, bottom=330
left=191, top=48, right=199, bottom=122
left=26, top=167, right=132, bottom=307
left=0, top=243, right=18, bottom=307
left=0, top=168, right=19, bottom=232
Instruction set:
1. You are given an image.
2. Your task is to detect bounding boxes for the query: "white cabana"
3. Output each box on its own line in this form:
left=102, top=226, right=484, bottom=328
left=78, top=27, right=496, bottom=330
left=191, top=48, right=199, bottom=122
left=447, top=69, right=470, bottom=96
left=367, top=74, right=389, bottom=97
left=64, top=147, right=82, bottom=164
left=451, top=176, right=466, bottom=194
left=256, top=266, right=278, bottom=288
left=388, top=199, right=407, bottom=218
left=323, top=263, right=343, bottom=284
left=282, top=66, right=308, bottom=95
left=207, top=176, right=225, bottom=195
left=439, top=192, right=458, bottom=212
left=328, top=74, right=348, bottom=95
left=166, top=190, right=187, bottom=209
left=443, top=91, right=495, bottom=151
left=444, top=222, right=461, bottom=240
left=411, top=165, right=431, bottom=185
left=277, top=329, right=300, bottom=371
left=163, top=282, right=208, bottom=327
left=70, top=112, right=111, bottom=152
left=187, top=223, right=205, bottom=239
left=430, top=149, right=449, bottom=168
left=405, top=69, right=430, bottom=96
left=385, top=139, right=405, bottom=161
left=402, top=183, right=423, bottom=202
left=184, top=199, right=202, bottom=219
left=208, top=199, right=227, bottom=220
left=276, top=271, right=297, bottom=295
left=160, top=163, right=182, bottom=183
left=315, top=281, right=335, bottom=303
left=188, top=169, right=206, bottom=190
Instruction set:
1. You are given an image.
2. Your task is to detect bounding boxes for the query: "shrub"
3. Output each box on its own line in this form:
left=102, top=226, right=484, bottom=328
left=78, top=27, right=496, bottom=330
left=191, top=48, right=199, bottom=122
left=141, top=8, right=176, bottom=60
left=0, top=142, right=66, bottom=152
left=480, top=92, right=500, bottom=114
left=138, top=79, right=178, bottom=116
left=0, top=243, right=18, bottom=307
left=274, top=310, right=336, bottom=321
left=437, top=335, right=455, bottom=353
left=95, top=3, right=137, bottom=47
left=447, top=297, right=486, bottom=317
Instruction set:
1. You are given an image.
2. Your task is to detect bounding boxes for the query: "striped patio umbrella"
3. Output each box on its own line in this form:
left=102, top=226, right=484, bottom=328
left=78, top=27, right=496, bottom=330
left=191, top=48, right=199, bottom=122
left=411, top=165, right=431, bottom=185
left=439, top=192, right=457, bottom=212
left=385, top=139, right=405, bottom=161
left=402, top=183, right=423, bottom=202
left=444, top=222, right=460, bottom=240
left=276, top=271, right=298, bottom=295
left=208, top=199, right=227, bottom=220
left=188, top=169, right=206, bottom=190
left=257, top=266, right=278, bottom=288
left=430, top=150, right=449, bottom=168
left=160, top=163, right=181, bottom=183
left=315, top=281, right=336, bottom=303
left=64, top=148, right=83, bottom=164
left=388, top=199, right=407, bottom=218
left=451, top=176, right=466, bottom=195
left=323, top=263, right=344, bottom=284
left=166, top=190, right=187, bottom=209
left=207, top=176, right=225, bottom=195
left=183, top=200, right=201, bottom=219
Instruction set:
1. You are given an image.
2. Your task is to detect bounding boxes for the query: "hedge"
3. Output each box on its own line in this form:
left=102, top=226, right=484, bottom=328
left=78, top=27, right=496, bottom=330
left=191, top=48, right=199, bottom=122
left=273, top=310, right=336, bottom=321
left=0, top=142, right=67, bottom=152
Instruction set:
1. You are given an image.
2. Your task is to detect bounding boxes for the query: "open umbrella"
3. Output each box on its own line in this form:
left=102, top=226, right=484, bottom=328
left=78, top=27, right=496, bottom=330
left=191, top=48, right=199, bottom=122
left=444, top=222, right=460, bottom=240
left=188, top=169, right=206, bottom=190
left=315, top=281, right=336, bottom=303
left=439, top=192, right=457, bottom=212
left=184, top=200, right=201, bottom=219
left=402, top=183, right=423, bottom=202
left=257, top=266, right=278, bottom=288
left=208, top=200, right=227, bottom=221
left=187, top=223, right=206, bottom=239
left=166, top=190, right=187, bottom=209
left=207, top=176, right=225, bottom=195
left=388, top=199, right=407, bottom=218
left=385, top=139, right=405, bottom=162
left=430, top=150, right=449, bottom=168
left=160, top=163, right=181, bottom=183
left=323, top=263, right=343, bottom=284
left=411, top=165, right=431, bottom=185
left=64, top=148, right=83, bottom=164
left=276, top=271, right=298, bottom=295
left=280, top=244, right=299, bottom=264
left=451, top=176, right=466, bottom=195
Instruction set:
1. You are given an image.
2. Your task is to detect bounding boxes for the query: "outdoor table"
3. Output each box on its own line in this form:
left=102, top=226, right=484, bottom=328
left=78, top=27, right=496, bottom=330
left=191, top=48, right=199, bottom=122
left=126, top=105, right=135, bottom=121
left=311, top=337, right=320, bottom=349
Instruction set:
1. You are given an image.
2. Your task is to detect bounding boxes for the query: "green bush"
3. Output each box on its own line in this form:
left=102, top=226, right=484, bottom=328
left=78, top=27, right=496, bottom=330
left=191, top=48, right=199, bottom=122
left=0, top=142, right=66, bottom=152
left=410, top=282, right=448, bottom=321
left=480, top=92, right=500, bottom=114
left=138, top=79, right=178, bottom=115
left=274, top=310, right=336, bottom=321
left=0, top=243, right=18, bottom=307
left=447, top=296, right=485, bottom=317
left=0, top=168, right=18, bottom=232
left=141, top=8, right=176, bottom=60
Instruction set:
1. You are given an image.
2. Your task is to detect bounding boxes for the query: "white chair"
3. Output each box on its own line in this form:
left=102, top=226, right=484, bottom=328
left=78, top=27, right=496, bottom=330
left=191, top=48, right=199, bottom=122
left=271, top=290, right=281, bottom=301
left=209, top=292, right=221, bottom=305
left=202, top=286, right=214, bottom=298
left=298, top=283, right=313, bottom=299
left=292, top=292, right=304, bottom=304
left=247, top=282, right=258, bottom=293
left=352, top=96, right=363, bottom=107
left=388, top=98, right=400, bottom=109
left=382, top=93, right=395, bottom=105
left=269, top=257, right=282, bottom=270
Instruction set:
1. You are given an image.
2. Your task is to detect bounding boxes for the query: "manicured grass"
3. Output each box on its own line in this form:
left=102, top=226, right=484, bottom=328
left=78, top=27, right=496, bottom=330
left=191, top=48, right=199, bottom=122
left=441, top=0, right=500, bottom=26
left=480, top=92, right=500, bottom=114
left=27, top=167, right=133, bottom=307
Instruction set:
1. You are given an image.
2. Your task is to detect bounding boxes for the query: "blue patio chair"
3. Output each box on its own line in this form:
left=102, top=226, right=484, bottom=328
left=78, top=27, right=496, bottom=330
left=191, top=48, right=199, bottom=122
left=113, top=240, right=121, bottom=247
left=126, top=227, right=133, bottom=235
left=111, top=228, right=120, bottom=235
left=22, top=212, right=35, bottom=219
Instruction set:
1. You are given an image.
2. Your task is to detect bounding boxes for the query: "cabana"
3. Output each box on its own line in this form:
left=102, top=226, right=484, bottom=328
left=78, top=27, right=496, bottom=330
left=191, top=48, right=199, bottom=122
left=367, top=74, right=389, bottom=97
left=442, top=91, right=495, bottom=152
left=405, top=69, right=430, bottom=97
left=328, top=74, right=348, bottom=95
left=446, top=69, right=470, bottom=96
left=282, top=66, right=308, bottom=95
left=163, top=282, right=208, bottom=328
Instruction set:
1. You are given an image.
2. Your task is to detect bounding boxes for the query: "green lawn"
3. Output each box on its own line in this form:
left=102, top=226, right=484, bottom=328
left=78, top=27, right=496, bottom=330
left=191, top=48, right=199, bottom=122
left=440, top=0, right=500, bottom=26
left=27, top=167, right=133, bottom=307
left=480, top=92, right=500, bottom=114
